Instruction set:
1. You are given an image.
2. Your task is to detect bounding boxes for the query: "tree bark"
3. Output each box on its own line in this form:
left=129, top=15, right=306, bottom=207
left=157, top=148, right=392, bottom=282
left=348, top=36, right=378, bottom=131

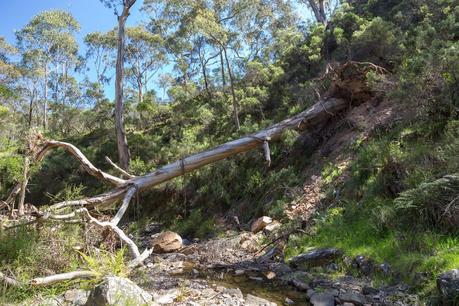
left=137, top=78, right=143, bottom=104
left=18, top=156, right=29, bottom=216
left=223, top=47, right=240, bottom=130
left=114, top=1, right=136, bottom=170
left=28, top=90, right=35, bottom=127
left=43, top=63, right=48, bottom=130
left=220, top=49, right=226, bottom=88
left=307, top=0, right=327, bottom=25
left=129, top=97, right=346, bottom=192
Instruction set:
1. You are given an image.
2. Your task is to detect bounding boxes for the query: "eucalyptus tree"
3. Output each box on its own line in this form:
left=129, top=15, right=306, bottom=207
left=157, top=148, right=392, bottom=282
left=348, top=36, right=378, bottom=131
left=0, top=36, right=21, bottom=144
left=0, top=37, right=20, bottom=98
left=125, top=26, right=165, bottom=104
left=143, top=0, right=290, bottom=130
left=84, top=31, right=117, bottom=100
left=18, top=50, right=43, bottom=128
left=100, top=0, right=137, bottom=170
left=15, top=10, right=80, bottom=130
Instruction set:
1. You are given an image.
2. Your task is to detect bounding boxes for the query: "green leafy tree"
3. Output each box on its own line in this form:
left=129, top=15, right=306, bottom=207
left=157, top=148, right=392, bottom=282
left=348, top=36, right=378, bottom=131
left=16, top=10, right=80, bottom=130
left=84, top=31, right=117, bottom=101
left=125, top=26, right=165, bottom=104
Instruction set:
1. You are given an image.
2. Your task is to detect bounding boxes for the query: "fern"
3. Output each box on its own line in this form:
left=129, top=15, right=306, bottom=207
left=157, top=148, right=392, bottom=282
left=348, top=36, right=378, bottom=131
left=394, top=174, right=459, bottom=232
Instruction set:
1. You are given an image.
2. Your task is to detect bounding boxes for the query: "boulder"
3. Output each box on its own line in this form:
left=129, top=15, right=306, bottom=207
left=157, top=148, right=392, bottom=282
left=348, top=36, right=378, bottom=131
left=289, top=248, right=343, bottom=269
left=85, top=276, right=154, bottom=306
left=64, top=289, right=89, bottom=305
left=263, top=221, right=281, bottom=234
left=338, top=292, right=368, bottom=305
left=150, top=231, right=183, bottom=253
left=309, top=293, right=335, bottom=306
left=352, top=255, right=374, bottom=276
left=153, top=289, right=179, bottom=304
left=251, top=216, right=273, bottom=233
left=437, top=269, right=459, bottom=305
left=245, top=294, right=277, bottom=306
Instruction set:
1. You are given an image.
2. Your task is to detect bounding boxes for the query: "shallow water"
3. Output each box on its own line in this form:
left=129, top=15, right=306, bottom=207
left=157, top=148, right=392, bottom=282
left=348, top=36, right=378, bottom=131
left=194, top=271, right=311, bottom=305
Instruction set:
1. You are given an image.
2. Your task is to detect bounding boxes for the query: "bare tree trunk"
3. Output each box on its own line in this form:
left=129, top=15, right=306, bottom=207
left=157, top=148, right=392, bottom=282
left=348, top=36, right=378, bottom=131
left=220, top=49, right=226, bottom=88
left=201, top=57, right=211, bottom=98
left=307, top=0, right=327, bottom=25
left=223, top=47, right=240, bottom=130
left=43, top=64, right=48, bottom=130
left=197, top=42, right=211, bottom=99
left=137, top=78, right=143, bottom=104
left=18, top=156, right=29, bottom=216
left=114, top=2, right=135, bottom=170
left=28, top=90, right=35, bottom=128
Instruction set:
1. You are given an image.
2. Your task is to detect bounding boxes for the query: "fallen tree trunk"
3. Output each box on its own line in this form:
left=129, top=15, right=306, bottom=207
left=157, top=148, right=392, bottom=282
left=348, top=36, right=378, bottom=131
left=130, top=97, right=346, bottom=191
left=2, top=97, right=346, bottom=218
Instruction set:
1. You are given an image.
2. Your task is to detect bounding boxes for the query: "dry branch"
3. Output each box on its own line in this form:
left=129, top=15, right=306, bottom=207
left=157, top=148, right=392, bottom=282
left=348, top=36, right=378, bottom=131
left=0, top=270, right=98, bottom=287
left=111, top=186, right=137, bottom=226
left=36, top=141, right=126, bottom=186
left=30, top=271, right=98, bottom=286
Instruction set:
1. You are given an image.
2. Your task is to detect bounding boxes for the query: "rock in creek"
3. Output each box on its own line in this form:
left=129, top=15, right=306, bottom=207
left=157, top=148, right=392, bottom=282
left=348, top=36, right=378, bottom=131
left=251, top=216, right=273, bottom=233
left=289, top=248, right=343, bottom=269
left=338, top=291, right=368, bottom=305
left=263, top=220, right=281, bottom=234
left=437, top=269, right=459, bottom=305
left=85, top=276, right=154, bottom=306
left=245, top=294, right=277, bottom=306
left=150, top=231, right=183, bottom=253
left=309, top=293, right=335, bottom=306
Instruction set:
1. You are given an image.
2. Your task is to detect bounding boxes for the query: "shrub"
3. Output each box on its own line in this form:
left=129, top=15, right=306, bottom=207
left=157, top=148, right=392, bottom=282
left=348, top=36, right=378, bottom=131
left=395, top=173, right=459, bottom=233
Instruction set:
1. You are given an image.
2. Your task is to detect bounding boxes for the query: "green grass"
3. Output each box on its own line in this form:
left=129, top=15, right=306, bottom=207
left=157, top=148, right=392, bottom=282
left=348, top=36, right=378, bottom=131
left=285, top=120, right=459, bottom=299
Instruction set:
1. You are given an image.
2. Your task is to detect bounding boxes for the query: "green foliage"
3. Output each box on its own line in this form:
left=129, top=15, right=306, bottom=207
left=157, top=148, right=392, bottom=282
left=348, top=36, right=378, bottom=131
left=0, top=152, right=23, bottom=198
left=0, top=224, right=83, bottom=302
left=395, top=174, right=459, bottom=233
left=79, top=248, right=129, bottom=279
left=286, top=117, right=459, bottom=298
left=172, top=209, right=216, bottom=239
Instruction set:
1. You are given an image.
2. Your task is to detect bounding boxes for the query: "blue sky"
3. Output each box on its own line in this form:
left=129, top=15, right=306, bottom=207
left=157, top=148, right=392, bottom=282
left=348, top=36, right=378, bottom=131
left=0, top=1, right=313, bottom=102
left=0, top=0, right=148, bottom=100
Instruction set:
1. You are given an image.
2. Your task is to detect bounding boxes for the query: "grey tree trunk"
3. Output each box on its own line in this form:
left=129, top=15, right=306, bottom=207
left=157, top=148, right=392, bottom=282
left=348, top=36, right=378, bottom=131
left=114, top=1, right=135, bottom=170
left=220, top=50, right=226, bottom=88
left=223, top=47, right=240, bottom=130
left=43, top=64, right=48, bottom=130
left=308, top=0, right=327, bottom=25
left=18, top=156, right=29, bottom=216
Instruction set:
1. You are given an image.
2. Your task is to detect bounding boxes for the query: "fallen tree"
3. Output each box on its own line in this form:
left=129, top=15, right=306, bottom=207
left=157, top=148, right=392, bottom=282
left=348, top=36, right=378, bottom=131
left=0, top=62, right=385, bottom=286
left=0, top=97, right=345, bottom=279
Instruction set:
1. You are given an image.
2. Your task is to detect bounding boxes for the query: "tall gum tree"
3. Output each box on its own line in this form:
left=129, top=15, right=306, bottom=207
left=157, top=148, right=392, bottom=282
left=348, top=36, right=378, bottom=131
left=299, top=0, right=339, bottom=25
left=100, top=0, right=136, bottom=170
left=84, top=31, right=117, bottom=102
left=142, top=0, right=293, bottom=130
left=15, top=10, right=80, bottom=130
left=125, top=26, right=165, bottom=104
